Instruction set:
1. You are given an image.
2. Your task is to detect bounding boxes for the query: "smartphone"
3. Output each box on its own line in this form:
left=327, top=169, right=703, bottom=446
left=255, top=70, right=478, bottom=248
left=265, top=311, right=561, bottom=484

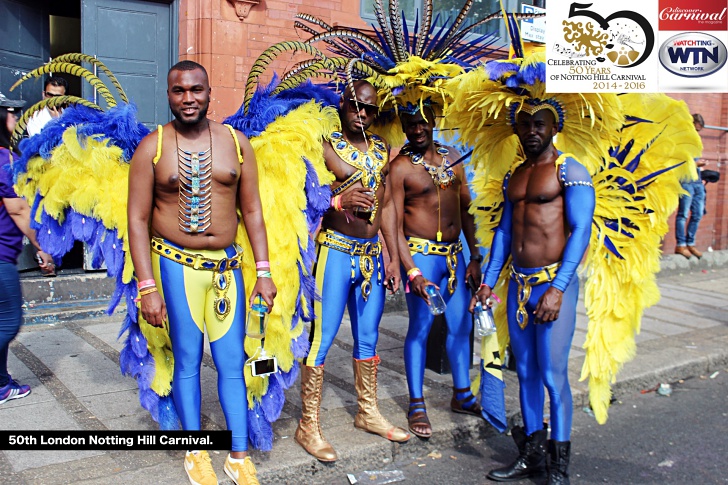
left=250, top=357, right=278, bottom=377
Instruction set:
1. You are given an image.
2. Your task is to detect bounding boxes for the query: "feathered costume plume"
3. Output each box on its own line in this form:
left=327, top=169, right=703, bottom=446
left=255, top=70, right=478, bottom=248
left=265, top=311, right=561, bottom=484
left=241, top=0, right=544, bottom=146
left=445, top=38, right=701, bottom=424
left=10, top=55, right=340, bottom=450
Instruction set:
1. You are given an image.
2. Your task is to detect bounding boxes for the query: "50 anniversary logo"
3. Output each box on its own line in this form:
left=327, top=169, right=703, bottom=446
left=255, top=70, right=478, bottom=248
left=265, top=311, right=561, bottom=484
left=562, top=3, right=655, bottom=68
left=547, top=0, right=660, bottom=92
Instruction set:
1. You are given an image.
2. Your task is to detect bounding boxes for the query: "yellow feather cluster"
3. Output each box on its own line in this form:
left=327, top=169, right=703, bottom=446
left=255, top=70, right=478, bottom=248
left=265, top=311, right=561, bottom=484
left=580, top=94, right=702, bottom=423
left=369, top=56, right=465, bottom=147
left=140, top=316, right=175, bottom=396
left=13, top=128, right=135, bottom=283
left=236, top=101, right=338, bottom=404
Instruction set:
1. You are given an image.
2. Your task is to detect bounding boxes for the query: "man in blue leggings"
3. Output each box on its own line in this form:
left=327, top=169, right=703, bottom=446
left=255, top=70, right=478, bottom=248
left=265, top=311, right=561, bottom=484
left=296, top=80, right=409, bottom=462
left=388, top=107, right=482, bottom=439
left=128, top=61, right=276, bottom=485
left=471, top=105, right=595, bottom=485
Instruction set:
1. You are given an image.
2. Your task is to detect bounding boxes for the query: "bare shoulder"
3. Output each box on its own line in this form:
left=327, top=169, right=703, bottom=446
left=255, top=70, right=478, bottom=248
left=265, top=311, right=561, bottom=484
left=444, top=144, right=462, bottom=159
left=389, top=152, right=411, bottom=173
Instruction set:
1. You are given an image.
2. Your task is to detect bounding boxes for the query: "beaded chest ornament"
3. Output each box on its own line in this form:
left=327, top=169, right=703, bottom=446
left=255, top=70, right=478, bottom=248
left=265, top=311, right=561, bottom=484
left=176, top=123, right=213, bottom=233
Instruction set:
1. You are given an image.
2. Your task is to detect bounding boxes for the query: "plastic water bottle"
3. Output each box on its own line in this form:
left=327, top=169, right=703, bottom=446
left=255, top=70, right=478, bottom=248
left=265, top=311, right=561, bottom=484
left=246, top=297, right=268, bottom=339
left=474, top=302, right=496, bottom=337
left=424, top=285, right=446, bottom=315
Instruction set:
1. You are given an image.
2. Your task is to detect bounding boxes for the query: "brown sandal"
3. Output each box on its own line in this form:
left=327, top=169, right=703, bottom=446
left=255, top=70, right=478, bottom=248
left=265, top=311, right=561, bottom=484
left=407, top=397, right=432, bottom=439
left=451, top=387, right=482, bottom=417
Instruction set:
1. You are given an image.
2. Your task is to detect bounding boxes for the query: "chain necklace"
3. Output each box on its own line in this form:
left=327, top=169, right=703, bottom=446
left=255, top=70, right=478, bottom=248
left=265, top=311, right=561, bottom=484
left=175, top=122, right=213, bottom=233
left=402, top=143, right=458, bottom=242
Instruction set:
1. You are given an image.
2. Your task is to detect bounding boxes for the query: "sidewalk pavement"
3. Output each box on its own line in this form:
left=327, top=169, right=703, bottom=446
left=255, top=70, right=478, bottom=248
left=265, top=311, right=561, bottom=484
left=2, top=253, right=727, bottom=484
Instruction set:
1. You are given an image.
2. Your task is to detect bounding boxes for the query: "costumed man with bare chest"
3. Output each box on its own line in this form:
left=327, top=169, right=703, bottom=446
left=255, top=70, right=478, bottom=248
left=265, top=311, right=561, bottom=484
left=471, top=106, right=595, bottom=485
left=389, top=107, right=482, bottom=439
left=128, top=61, right=276, bottom=485
left=296, top=80, right=410, bottom=462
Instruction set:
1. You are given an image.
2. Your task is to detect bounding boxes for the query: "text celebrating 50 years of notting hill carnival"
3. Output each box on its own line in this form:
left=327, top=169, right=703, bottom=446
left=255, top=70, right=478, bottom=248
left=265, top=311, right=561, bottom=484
left=0, top=430, right=232, bottom=450
left=546, top=0, right=728, bottom=93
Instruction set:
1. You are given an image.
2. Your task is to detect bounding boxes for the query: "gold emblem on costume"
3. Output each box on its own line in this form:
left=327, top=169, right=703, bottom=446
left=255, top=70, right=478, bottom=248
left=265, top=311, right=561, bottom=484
left=330, top=131, right=387, bottom=223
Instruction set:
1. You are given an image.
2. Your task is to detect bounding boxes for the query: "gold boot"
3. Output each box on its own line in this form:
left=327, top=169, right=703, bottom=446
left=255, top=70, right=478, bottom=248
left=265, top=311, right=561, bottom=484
left=353, top=356, right=411, bottom=442
left=294, top=365, right=338, bottom=462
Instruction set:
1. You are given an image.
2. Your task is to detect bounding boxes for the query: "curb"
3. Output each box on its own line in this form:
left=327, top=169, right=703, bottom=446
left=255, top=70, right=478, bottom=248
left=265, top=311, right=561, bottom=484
left=255, top=325, right=728, bottom=484
left=658, top=249, right=728, bottom=277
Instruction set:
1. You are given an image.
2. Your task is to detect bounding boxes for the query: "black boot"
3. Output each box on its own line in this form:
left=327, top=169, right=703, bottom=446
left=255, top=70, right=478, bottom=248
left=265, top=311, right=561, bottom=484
left=487, top=426, right=547, bottom=482
left=547, top=440, right=571, bottom=485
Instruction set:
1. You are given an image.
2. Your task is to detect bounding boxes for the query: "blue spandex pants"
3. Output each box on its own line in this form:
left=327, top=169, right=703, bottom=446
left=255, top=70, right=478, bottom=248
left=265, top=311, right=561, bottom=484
left=402, top=251, right=472, bottom=399
left=304, top=231, right=384, bottom=366
left=0, top=261, right=23, bottom=388
left=507, top=266, right=578, bottom=442
left=153, top=241, right=248, bottom=451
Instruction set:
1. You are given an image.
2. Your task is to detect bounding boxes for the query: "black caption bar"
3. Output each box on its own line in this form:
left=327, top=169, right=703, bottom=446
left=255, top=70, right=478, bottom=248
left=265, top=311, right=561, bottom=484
left=0, top=430, right=231, bottom=450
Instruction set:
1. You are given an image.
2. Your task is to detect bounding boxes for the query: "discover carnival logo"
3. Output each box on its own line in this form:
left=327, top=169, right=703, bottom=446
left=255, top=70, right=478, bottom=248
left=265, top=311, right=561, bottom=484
left=659, top=6, right=727, bottom=29
left=659, top=32, right=728, bottom=77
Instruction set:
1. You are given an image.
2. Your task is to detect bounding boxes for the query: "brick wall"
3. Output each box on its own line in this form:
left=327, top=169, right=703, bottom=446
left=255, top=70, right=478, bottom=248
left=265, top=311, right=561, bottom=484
left=178, top=0, right=367, bottom=121
left=662, top=93, right=728, bottom=252
left=176, top=2, right=728, bottom=251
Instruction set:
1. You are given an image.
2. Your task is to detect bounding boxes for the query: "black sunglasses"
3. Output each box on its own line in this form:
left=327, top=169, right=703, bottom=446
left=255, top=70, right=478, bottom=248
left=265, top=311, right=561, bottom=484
left=347, top=98, right=378, bottom=116
left=44, top=91, right=63, bottom=98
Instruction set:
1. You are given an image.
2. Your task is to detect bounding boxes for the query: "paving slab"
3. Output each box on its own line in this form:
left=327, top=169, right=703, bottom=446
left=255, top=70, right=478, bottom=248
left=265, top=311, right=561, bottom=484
left=3, top=255, right=728, bottom=484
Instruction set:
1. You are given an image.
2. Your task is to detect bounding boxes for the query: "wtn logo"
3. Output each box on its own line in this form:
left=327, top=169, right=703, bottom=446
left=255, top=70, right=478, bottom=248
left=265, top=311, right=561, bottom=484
left=660, top=32, right=727, bottom=77
left=668, top=46, right=720, bottom=64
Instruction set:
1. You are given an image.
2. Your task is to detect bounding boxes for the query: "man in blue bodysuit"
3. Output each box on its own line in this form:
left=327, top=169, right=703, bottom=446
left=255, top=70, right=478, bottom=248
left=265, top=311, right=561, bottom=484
left=389, top=107, right=482, bottom=438
left=295, top=80, right=410, bottom=462
left=128, top=61, right=276, bottom=485
left=471, top=105, right=595, bottom=485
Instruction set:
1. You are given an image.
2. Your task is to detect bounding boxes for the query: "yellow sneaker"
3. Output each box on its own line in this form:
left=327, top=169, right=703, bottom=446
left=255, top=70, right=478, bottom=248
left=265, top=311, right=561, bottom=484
left=184, top=450, right=218, bottom=485
left=224, top=455, right=260, bottom=485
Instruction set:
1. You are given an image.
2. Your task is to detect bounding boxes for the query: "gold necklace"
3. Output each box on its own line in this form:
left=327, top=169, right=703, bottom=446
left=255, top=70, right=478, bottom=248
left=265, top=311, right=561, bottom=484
left=403, top=143, right=457, bottom=241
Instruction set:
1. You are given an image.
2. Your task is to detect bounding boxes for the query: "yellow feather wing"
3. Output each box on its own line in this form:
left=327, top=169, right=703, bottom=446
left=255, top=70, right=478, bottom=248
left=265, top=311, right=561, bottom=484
left=236, top=101, right=338, bottom=404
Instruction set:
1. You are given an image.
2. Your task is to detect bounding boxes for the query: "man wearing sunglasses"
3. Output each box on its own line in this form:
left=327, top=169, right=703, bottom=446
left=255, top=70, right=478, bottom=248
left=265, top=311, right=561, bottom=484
left=295, top=80, right=410, bottom=463
left=27, top=76, right=68, bottom=137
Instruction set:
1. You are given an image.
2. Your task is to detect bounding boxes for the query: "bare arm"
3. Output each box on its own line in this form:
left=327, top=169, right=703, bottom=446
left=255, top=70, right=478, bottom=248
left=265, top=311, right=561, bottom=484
left=379, top=164, right=400, bottom=293
left=389, top=156, right=434, bottom=301
left=127, top=132, right=166, bottom=327
left=237, top=131, right=277, bottom=308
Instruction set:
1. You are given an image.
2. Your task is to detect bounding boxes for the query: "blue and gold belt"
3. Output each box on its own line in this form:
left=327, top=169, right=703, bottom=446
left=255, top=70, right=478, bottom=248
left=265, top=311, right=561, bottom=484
left=408, top=236, right=462, bottom=294
left=151, top=237, right=243, bottom=320
left=317, top=229, right=382, bottom=301
left=510, top=261, right=561, bottom=329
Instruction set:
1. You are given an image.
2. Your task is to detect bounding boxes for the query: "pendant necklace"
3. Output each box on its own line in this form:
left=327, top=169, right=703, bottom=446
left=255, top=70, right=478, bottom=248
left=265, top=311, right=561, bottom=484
left=403, top=143, right=456, bottom=242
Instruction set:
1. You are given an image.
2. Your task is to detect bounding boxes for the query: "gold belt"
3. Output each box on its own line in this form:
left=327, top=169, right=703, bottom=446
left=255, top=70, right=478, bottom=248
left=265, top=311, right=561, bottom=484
left=510, top=262, right=561, bottom=330
left=317, top=229, right=382, bottom=301
left=151, top=237, right=243, bottom=320
left=408, top=237, right=462, bottom=294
